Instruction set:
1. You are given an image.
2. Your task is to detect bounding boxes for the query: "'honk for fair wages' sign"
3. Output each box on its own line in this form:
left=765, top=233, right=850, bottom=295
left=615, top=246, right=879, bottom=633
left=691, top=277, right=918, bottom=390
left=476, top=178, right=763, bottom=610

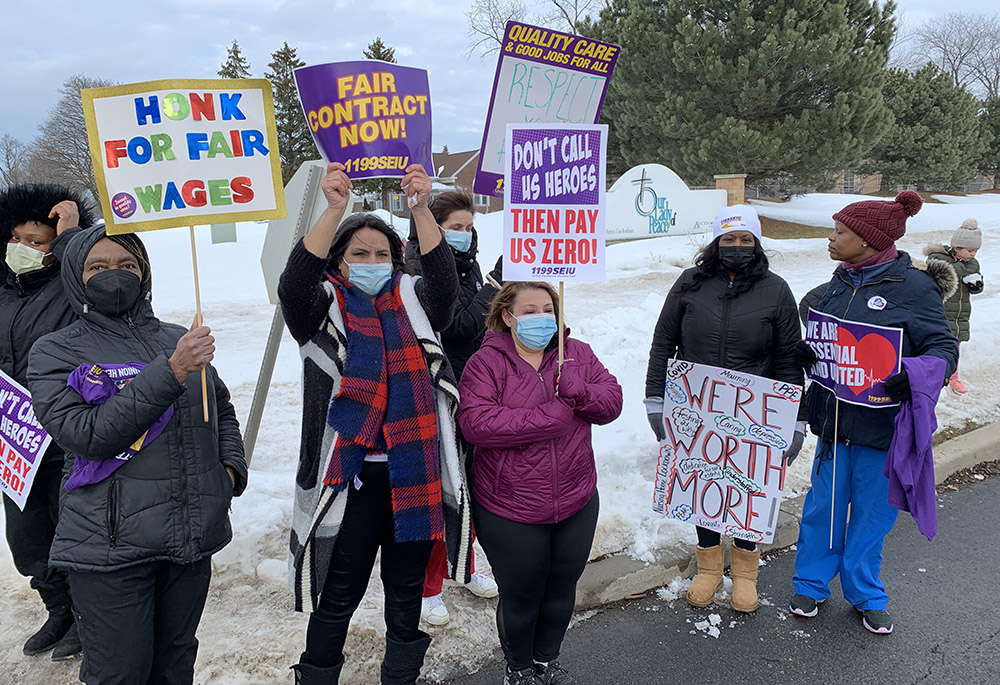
left=652, top=360, right=801, bottom=544
left=83, top=79, right=286, bottom=234
left=503, top=124, right=607, bottom=282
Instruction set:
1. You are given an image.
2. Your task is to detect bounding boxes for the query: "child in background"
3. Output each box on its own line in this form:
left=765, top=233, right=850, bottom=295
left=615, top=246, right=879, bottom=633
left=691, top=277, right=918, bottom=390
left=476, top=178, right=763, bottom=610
left=924, top=218, right=984, bottom=394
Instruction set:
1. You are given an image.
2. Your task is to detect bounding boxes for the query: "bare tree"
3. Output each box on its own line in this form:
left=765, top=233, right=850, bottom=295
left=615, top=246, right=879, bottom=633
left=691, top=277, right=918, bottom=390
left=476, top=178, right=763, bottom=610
left=465, top=0, right=530, bottom=58
left=910, top=12, right=1000, bottom=99
left=29, top=74, right=116, bottom=205
left=0, top=135, right=32, bottom=188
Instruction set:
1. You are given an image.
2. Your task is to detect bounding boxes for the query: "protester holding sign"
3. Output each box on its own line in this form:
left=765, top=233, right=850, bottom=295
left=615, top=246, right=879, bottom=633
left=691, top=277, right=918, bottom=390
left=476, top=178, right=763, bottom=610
left=790, top=192, right=958, bottom=635
left=403, top=191, right=500, bottom=627
left=0, top=184, right=96, bottom=661
left=644, top=205, right=803, bottom=613
left=25, top=225, right=247, bottom=683
left=279, top=162, right=473, bottom=685
left=458, top=282, right=622, bottom=685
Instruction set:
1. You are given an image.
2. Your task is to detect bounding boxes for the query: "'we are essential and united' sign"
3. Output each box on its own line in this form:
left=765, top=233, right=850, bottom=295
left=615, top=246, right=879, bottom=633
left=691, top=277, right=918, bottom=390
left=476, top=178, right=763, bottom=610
left=83, top=79, right=286, bottom=234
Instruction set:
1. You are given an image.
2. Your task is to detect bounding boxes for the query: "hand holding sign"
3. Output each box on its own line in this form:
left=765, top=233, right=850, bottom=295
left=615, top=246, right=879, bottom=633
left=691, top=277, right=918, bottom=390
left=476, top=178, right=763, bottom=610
left=401, top=164, right=431, bottom=209
left=49, top=200, right=80, bottom=234
left=169, top=319, right=216, bottom=383
left=320, top=162, right=353, bottom=213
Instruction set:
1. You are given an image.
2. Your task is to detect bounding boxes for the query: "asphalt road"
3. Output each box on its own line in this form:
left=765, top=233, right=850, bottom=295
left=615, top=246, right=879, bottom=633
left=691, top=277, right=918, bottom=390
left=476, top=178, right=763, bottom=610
left=448, top=475, right=1000, bottom=685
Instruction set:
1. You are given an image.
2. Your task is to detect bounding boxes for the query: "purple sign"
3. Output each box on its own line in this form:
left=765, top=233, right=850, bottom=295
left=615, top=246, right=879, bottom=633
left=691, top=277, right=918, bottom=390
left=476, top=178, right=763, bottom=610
left=474, top=21, right=619, bottom=197
left=294, top=61, right=434, bottom=179
left=0, top=369, right=52, bottom=511
left=804, top=309, right=904, bottom=408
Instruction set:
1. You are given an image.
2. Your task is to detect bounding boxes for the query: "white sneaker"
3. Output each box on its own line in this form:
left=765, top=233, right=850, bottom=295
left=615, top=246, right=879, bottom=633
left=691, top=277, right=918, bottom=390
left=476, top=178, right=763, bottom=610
left=420, top=594, right=450, bottom=626
left=445, top=572, right=499, bottom=598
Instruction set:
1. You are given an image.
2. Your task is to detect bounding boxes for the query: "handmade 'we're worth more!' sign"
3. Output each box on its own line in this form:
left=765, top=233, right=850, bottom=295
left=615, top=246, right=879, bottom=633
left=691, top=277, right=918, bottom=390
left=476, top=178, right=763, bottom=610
left=83, top=79, right=286, bottom=234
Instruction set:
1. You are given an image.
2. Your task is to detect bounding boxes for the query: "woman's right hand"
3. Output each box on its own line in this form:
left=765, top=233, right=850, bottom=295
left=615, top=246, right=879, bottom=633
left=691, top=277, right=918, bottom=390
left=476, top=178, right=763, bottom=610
left=168, top=318, right=215, bottom=383
left=320, top=162, right=352, bottom=213
left=793, top=340, right=818, bottom=369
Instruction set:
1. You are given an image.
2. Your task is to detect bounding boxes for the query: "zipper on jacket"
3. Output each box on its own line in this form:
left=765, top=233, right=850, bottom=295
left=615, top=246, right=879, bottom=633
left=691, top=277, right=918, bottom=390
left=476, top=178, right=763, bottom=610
left=536, top=368, right=561, bottom=522
left=718, top=284, right=733, bottom=368
left=107, top=478, right=120, bottom=548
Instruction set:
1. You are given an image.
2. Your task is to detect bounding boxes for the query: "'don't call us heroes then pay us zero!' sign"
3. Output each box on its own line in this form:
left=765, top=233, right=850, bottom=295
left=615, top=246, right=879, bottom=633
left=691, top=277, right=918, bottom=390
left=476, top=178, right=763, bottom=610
left=83, top=78, right=286, bottom=235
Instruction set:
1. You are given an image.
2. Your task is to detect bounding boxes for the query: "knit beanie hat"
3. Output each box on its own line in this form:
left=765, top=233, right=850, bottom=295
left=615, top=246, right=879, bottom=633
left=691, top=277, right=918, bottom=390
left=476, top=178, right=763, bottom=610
left=712, top=204, right=762, bottom=242
left=832, top=191, right=923, bottom=251
left=950, top=218, right=982, bottom=250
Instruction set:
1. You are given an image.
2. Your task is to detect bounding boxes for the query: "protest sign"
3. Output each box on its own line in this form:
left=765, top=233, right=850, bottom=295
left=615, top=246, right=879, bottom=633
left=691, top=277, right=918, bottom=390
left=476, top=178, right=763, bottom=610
left=502, top=123, right=607, bottom=282
left=0, top=370, right=52, bottom=511
left=474, top=21, right=619, bottom=197
left=804, top=308, right=903, bottom=408
left=83, top=79, right=286, bottom=234
left=295, top=62, right=433, bottom=179
left=651, top=360, right=802, bottom=544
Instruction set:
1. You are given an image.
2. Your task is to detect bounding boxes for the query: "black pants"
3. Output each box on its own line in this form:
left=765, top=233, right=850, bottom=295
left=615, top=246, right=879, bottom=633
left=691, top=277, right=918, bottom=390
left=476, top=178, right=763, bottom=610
left=696, top=526, right=757, bottom=551
left=474, top=492, right=599, bottom=671
left=68, top=558, right=212, bottom=685
left=3, top=457, right=71, bottom=612
left=305, top=461, right=434, bottom=668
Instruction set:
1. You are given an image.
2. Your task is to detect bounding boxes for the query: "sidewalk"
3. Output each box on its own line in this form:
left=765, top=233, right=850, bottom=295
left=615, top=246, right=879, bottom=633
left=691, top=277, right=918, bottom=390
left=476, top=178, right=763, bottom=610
left=572, top=419, right=1000, bottom=610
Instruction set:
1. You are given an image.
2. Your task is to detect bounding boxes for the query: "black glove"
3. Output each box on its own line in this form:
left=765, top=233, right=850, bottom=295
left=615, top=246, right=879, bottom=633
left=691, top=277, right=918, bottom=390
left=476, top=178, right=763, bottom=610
left=884, top=369, right=911, bottom=402
left=488, top=255, right=504, bottom=286
left=793, top=340, right=818, bottom=369
left=647, top=413, right=666, bottom=442
left=782, top=428, right=805, bottom=467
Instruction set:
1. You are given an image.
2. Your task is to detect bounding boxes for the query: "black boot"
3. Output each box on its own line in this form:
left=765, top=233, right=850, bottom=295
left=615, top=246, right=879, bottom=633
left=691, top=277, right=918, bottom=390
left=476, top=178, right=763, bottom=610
left=291, top=653, right=343, bottom=684
left=51, top=620, right=83, bottom=661
left=23, top=609, right=73, bottom=656
left=381, top=632, right=431, bottom=685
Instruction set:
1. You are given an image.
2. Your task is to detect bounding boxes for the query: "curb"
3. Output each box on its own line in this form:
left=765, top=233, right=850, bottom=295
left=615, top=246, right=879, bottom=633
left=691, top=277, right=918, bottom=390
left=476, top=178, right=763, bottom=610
left=574, top=421, right=1000, bottom=610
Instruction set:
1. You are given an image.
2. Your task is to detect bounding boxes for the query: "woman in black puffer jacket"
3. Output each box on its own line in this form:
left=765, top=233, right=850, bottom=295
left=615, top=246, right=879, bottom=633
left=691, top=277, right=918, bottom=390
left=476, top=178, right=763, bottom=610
left=644, top=204, right=803, bottom=614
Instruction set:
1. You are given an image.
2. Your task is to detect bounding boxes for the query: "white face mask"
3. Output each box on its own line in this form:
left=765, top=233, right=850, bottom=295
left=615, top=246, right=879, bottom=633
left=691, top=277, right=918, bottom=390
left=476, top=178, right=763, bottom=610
left=6, top=242, right=51, bottom=275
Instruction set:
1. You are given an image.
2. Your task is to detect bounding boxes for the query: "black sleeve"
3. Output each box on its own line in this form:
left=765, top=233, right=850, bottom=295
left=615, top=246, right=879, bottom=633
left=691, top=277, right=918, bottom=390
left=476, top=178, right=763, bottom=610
left=798, top=283, right=830, bottom=326
left=772, top=280, right=805, bottom=387
left=444, top=279, right=497, bottom=345
left=644, top=275, right=687, bottom=397
left=277, top=239, right=334, bottom=346
left=50, top=226, right=83, bottom=263
left=211, top=366, right=247, bottom=496
left=414, top=240, right=459, bottom=332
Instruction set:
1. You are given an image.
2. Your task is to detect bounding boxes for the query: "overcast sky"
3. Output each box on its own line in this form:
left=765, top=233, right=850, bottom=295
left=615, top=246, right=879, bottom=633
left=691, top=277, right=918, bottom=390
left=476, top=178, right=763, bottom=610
left=0, top=0, right=987, bottom=155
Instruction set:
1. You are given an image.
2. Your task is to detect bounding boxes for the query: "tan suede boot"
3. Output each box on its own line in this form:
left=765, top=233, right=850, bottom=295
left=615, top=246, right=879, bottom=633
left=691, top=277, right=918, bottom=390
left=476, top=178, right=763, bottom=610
left=686, top=545, right=724, bottom=607
left=729, top=546, right=760, bottom=613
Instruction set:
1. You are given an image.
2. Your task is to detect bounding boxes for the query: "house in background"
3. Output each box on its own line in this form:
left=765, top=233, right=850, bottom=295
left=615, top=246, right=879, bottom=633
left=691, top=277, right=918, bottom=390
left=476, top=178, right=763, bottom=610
left=430, top=149, right=503, bottom=213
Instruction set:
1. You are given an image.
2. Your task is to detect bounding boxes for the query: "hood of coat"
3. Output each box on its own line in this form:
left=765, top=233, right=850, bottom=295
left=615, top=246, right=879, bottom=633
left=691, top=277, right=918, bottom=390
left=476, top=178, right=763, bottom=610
left=60, top=225, right=155, bottom=325
left=923, top=243, right=951, bottom=259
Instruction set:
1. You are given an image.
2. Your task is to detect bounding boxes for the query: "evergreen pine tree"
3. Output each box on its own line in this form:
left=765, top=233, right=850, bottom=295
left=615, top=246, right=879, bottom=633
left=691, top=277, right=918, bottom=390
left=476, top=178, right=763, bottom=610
left=218, top=40, right=252, bottom=79
left=355, top=38, right=401, bottom=211
left=583, top=0, right=896, bottom=187
left=861, top=64, right=989, bottom=190
left=977, top=97, right=1000, bottom=189
left=266, top=42, right=318, bottom=184
left=363, top=37, right=396, bottom=63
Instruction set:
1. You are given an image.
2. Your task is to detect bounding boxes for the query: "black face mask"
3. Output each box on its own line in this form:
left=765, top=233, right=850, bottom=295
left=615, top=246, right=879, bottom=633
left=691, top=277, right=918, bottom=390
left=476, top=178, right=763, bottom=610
left=719, top=245, right=757, bottom=272
left=85, top=270, right=142, bottom=317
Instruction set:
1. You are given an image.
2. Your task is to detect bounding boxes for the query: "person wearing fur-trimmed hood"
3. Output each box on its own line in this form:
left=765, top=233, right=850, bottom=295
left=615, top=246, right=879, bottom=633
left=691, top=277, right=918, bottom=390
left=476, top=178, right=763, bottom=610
left=924, top=217, right=984, bottom=394
left=789, top=191, right=958, bottom=636
left=278, top=162, right=473, bottom=685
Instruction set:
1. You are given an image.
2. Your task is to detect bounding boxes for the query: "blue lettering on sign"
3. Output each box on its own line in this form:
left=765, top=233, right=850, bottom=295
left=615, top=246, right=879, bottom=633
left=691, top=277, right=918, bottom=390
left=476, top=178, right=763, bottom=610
left=632, top=169, right=678, bottom=235
left=648, top=197, right=676, bottom=234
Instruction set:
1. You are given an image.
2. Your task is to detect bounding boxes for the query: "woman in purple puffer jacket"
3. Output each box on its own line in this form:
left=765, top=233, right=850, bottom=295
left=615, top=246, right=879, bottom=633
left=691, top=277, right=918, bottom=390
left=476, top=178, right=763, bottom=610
left=458, top=281, right=622, bottom=685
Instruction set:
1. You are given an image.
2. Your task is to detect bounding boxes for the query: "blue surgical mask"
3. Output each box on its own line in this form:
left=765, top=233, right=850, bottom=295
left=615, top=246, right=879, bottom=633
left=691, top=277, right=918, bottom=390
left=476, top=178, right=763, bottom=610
left=444, top=229, right=473, bottom=253
left=345, top=260, right=393, bottom=296
left=510, top=312, right=558, bottom=351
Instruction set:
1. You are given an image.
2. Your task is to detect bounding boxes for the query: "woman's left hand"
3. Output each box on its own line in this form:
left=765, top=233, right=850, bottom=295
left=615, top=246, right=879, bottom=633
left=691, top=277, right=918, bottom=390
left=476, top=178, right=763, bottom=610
left=401, top=164, right=432, bottom=209
left=225, top=466, right=236, bottom=489
left=556, top=365, right=587, bottom=403
left=49, top=201, right=80, bottom=234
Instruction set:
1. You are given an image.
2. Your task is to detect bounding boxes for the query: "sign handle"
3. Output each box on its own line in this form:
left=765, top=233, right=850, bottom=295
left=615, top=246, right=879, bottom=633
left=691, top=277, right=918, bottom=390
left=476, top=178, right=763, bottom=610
left=557, top=281, right=565, bottom=369
left=189, top=227, right=209, bottom=423
left=829, top=398, right=839, bottom=549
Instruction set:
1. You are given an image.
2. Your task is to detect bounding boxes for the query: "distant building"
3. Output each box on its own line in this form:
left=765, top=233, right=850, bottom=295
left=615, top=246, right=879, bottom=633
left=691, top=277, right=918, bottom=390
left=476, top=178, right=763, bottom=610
left=430, top=149, right=504, bottom=214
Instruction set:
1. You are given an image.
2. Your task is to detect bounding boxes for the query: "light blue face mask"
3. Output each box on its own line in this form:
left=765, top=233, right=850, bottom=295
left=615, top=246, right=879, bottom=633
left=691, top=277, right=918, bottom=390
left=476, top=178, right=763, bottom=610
left=444, top=229, right=473, bottom=253
left=345, top=260, right=393, bottom=296
left=510, top=312, right=558, bottom=351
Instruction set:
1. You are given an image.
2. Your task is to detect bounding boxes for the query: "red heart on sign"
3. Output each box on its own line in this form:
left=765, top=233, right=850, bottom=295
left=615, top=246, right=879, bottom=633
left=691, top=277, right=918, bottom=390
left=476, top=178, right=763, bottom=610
left=835, top=328, right=898, bottom=395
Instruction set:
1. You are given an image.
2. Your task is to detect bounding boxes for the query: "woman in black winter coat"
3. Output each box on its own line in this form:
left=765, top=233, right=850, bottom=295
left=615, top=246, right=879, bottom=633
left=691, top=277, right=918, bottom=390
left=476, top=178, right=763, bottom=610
left=403, top=191, right=500, bottom=626
left=644, top=205, right=803, bottom=614
left=0, top=184, right=94, bottom=660
left=27, top=226, right=247, bottom=685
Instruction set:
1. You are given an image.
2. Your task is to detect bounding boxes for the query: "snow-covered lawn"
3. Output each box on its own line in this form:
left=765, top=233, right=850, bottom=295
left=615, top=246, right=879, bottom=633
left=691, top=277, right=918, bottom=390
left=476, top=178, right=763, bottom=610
left=2, top=193, right=998, bottom=682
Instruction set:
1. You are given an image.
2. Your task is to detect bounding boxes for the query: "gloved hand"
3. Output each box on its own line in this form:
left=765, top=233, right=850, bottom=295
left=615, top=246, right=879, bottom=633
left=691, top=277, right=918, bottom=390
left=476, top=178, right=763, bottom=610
left=643, top=397, right=666, bottom=441
left=962, top=272, right=983, bottom=286
left=793, top=340, right=818, bottom=369
left=884, top=369, right=911, bottom=402
left=556, top=364, right=587, bottom=405
left=488, top=255, right=504, bottom=286
left=782, top=421, right=808, bottom=466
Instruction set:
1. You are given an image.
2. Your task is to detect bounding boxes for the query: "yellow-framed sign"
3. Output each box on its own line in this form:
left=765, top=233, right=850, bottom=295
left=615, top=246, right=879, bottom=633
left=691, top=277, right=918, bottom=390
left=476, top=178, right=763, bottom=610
left=83, top=78, right=286, bottom=234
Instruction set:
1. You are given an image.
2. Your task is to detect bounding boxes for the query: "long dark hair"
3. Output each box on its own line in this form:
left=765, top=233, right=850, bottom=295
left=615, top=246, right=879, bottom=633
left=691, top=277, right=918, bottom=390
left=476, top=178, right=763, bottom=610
left=328, top=212, right=407, bottom=273
left=681, top=236, right=769, bottom=297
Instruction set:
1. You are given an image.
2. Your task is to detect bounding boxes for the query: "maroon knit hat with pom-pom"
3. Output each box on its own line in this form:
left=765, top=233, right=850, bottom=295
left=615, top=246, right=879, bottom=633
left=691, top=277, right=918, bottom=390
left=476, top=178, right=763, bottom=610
left=832, top=191, right=923, bottom=251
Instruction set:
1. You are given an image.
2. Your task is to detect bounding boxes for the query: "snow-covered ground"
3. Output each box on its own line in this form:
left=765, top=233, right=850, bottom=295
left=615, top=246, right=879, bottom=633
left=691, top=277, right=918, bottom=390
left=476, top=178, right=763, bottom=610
left=2, top=192, right=999, bottom=683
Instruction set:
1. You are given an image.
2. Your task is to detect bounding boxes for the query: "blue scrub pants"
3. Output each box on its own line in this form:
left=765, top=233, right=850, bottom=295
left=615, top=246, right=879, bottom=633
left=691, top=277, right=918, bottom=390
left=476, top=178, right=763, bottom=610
left=793, top=441, right=899, bottom=610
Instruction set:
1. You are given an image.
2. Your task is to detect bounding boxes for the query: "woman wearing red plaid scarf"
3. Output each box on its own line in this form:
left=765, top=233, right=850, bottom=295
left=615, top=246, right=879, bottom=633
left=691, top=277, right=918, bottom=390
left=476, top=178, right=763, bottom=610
left=279, top=163, right=473, bottom=684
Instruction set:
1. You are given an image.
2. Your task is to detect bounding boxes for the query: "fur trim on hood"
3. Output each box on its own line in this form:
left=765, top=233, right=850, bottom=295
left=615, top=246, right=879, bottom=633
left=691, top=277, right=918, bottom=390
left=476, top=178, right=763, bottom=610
left=914, top=256, right=958, bottom=301
left=923, top=243, right=951, bottom=257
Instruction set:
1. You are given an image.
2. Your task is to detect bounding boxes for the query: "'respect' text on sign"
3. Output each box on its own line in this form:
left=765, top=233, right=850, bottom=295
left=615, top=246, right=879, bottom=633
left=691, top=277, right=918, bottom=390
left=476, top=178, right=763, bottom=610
left=503, top=124, right=607, bottom=282
left=652, top=360, right=802, bottom=544
left=0, top=369, right=52, bottom=512
left=474, top=21, right=619, bottom=197
left=83, top=79, right=286, bottom=234
left=294, top=62, right=433, bottom=179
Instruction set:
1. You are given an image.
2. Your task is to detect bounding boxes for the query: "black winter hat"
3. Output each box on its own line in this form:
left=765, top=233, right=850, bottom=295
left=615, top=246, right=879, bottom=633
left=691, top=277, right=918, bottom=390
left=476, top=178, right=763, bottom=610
left=0, top=183, right=96, bottom=238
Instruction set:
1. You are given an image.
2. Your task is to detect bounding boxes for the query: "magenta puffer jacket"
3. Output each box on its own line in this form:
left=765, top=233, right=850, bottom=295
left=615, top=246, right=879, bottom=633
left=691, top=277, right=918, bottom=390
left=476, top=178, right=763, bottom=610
left=458, top=331, right=623, bottom=524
